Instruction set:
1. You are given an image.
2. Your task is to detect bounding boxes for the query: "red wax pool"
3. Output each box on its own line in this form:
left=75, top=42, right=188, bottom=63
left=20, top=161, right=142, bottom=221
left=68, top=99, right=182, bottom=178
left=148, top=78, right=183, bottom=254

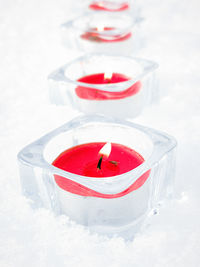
left=52, top=142, right=150, bottom=198
left=76, top=72, right=141, bottom=100
left=89, top=1, right=129, bottom=11
left=81, top=27, right=132, bottom=43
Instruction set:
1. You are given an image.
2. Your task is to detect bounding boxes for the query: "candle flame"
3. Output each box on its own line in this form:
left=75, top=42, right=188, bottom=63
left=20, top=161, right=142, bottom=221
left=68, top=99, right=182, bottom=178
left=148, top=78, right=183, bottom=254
left=99, top=142, right=111, bottom=158
left=97, top=2, right=104, bottom=7
left=104, top=72, right=112, bottom=80
left=97, top=25, right=104, bottom=32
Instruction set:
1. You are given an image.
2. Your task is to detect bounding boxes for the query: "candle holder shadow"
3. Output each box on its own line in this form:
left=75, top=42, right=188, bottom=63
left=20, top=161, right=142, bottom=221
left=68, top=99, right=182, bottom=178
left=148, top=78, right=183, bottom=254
left=18, top=115, right=177, bottom=240
left=61, top=12, right=142, bottom=55
left=48, top=54, right=158, bottom=119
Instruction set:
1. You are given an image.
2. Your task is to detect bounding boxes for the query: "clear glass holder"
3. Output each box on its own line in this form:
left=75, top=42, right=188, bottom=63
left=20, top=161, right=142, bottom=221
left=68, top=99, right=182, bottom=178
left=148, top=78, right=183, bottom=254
left=18, top=115, right=177, bottom=240
left=88, top=0, right=131, bottom=12
left=70, top=0, right=141, bottom=16
left=61, top=12, right=142, bottom=55
left=48, top=53, right=158, bottom=119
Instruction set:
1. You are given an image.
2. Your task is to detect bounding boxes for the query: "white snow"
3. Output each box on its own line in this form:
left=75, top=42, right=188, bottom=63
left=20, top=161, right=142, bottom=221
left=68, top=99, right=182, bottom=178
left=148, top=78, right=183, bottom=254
left=0, top=0, right=200, bottom=266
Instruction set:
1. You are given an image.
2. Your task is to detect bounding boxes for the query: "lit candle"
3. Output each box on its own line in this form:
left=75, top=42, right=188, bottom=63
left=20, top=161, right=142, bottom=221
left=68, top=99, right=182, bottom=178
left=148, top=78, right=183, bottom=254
left=76, top=72, right=141, bottom=100
left=89, top=1, right=129, bottom=12
left=81, top=26, right=132, bottom=43
left=52, top=142, right=150, bottom=198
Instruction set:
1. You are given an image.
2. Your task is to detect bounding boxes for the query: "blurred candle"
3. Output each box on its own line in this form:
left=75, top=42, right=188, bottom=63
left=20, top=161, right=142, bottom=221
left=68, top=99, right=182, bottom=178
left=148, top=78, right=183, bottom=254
left=89, top=1, right=129, bottom=11
left=81, top=26, right=132, bottom=43
left=76, top=72, right=141, bottom=100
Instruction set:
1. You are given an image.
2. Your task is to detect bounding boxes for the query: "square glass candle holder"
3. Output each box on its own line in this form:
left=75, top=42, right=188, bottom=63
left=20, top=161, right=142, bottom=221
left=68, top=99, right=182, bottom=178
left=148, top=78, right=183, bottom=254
left=48, top=54, right=158, bottom=119
left=71, top=0, right=140, bottom=13
left=18, top=115, right=177, bottom=240
left=61, top=12, right=142, bottom=55
left=88, top=0, right=131, bottom=12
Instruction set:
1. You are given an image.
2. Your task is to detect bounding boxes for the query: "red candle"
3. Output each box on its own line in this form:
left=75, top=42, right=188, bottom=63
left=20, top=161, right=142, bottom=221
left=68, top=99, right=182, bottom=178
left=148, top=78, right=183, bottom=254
left=52, top=142, right=150, bottom=199
left=89, top=1, right=129, bottom=11
left=76, top=72, right=141, bottom=100
left=81, top=27, right=132, bottom=43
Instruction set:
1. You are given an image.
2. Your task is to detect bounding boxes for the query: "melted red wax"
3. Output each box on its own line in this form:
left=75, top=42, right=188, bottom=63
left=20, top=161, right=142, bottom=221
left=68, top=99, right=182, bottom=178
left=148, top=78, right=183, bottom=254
left=53, top=142, right=150, bottom=198
left=76, top=72, right=141, bottom=100
left=89, top=1, right=129, bottom=11
left=80, top=27, right=132, bottom=43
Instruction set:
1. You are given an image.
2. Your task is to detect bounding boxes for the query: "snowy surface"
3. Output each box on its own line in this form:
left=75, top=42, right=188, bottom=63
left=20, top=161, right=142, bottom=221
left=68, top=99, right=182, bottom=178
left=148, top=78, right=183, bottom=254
left=1, top=0, right=200, bottom=266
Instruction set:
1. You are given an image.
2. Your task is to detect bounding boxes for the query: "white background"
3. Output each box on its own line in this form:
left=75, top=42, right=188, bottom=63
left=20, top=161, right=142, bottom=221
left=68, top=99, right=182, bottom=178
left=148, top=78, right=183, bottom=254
left=0, top=0, right=200, bottom=266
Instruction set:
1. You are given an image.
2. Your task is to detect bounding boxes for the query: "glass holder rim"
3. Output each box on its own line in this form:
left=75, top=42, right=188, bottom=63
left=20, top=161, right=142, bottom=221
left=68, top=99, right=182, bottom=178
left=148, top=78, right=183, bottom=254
left=18, top=115, right=177, bottom=195
left=48, top=53, right=159, bottom=93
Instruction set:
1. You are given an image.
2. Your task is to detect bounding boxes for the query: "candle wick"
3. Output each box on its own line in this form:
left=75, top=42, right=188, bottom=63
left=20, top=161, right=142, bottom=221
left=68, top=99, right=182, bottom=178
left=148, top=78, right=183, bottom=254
left=107, top=79, right=111, bottom=83
left=97, top=155, right=103, bottom=170
left=109, top=160, right=118, bottom=166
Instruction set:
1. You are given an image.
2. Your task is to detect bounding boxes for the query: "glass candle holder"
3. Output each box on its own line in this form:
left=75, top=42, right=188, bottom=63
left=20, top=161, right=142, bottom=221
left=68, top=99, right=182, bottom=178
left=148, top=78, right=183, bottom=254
left=48, top=54, right=158, bottom=119
left=88, top=0, right=131, bottom=12
left=61, top=12, right=142, bottom=55
left=18, top=115, right=177, bottom=240
left=70, top=1, right=140, bottom=16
